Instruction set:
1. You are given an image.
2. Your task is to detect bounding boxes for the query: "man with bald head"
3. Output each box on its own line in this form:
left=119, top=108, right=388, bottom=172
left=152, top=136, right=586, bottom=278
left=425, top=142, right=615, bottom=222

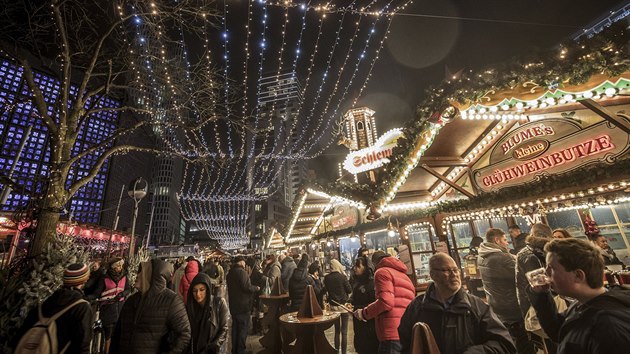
left=398, top=253, right=515, bottom=354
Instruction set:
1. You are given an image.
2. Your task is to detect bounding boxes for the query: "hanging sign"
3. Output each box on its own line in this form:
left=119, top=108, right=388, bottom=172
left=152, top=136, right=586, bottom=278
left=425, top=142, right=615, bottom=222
left=473, top=118, right=630, bottom=192
left=330, top=205, right=359, bottom=230
left=343, top=128, right=403, bottom=174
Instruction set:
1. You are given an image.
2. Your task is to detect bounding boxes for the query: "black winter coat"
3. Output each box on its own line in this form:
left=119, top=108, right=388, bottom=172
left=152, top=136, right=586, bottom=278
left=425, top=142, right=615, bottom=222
left=186, top=273, right=229, bottom=354
left=351, top=272, right=378, bottom=354
left=16, top=287, right=93, bottom=354
left=398, top=284, right=515, bottom=354
left=515, top=236, right=550, bottom=316
left=226, top=264, right=258, bottom=315
left=323, top=271, right=352, bottom=305
left=281, top=257, right=297, bottom=290
left=531, top=286, right=630, bottom=354
left=110, top=259, right=191, bottom=354
left=288, top=266, right=314, bottom=311
left=477, top=242, right=522, bottom=323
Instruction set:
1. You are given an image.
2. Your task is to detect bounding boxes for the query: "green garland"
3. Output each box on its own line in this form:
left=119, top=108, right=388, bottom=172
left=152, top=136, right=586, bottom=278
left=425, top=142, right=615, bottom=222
left=321, top=23, right=629, bottom=208
left=319, top=157, right=630, bottom=238
left=284, top=24, right=630, bottom=238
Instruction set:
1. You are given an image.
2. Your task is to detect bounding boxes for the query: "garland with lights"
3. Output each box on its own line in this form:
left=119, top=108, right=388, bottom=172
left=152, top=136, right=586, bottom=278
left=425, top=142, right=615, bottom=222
left=306, top=157, right=630, bottom=240
left=320, top=23, right=629, bottom=216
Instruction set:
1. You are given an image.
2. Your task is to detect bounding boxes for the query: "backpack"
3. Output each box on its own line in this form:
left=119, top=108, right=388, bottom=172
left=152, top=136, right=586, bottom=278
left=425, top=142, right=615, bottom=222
left=14, top=299, right=88, bottom=354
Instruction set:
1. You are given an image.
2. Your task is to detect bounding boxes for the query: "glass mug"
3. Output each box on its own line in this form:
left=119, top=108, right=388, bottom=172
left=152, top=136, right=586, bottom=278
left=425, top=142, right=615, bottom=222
left=526, top=267, right=550, bottom=287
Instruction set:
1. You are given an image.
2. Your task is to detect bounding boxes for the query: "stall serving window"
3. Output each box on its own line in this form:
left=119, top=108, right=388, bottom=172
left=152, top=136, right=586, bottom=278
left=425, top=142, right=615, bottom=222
left=546, top=210, right=586, bottom=239
left=406, top=224, right=436, bottom=284
left=338, top=237, right=361, bottom=270
left=365, top=229, right=400, bottom=254
left=450, top=217, right=516, bottom=264
left=451, top=221, right=474, bottom=265
left=547, top=202, right=630, bottom=264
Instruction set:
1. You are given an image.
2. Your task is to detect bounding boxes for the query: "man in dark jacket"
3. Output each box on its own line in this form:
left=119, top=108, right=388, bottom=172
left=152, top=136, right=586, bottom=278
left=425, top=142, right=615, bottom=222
left=509, top=225, right=528, bottom=254
left=530, top=238, right=630, bottom=354
left=398, top=253, right=515, bottom=354
left=478, top=228, right=536, bottom=354
left=226, top=256, right=260, bottom=354
left=515, top=223, right=553, bottom=317
left=15, top=263, right=93, bottom=353
left=280, top=253, right=297, bottom=290
left=110, top=259, right=191, bottom=354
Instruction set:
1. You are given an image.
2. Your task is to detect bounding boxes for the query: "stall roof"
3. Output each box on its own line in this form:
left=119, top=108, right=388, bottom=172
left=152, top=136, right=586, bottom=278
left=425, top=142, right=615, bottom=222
left=283, top=24, right=630, bottom=243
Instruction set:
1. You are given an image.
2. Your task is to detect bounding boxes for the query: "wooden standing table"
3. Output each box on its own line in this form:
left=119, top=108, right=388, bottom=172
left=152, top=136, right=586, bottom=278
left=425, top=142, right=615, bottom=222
left=257, top=293, right=289, bottom=354
left=279, top=311, right=340, bottom=354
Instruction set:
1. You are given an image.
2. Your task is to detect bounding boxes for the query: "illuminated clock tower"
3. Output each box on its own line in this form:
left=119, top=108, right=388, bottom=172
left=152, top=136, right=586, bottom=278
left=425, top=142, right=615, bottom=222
left=343, top=107, right=379, bottom=183
left=344, top=107, right=378, bottom=150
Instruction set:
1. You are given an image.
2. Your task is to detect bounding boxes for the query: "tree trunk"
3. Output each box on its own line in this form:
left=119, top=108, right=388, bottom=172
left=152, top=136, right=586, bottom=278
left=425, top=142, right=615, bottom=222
left=30, top=201, right=62, bottom=257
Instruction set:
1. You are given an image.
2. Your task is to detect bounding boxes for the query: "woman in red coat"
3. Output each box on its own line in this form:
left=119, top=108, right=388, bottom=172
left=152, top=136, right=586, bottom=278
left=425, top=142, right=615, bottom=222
left=179, top=257, right=201, bottom=303
left=354, top=251, right=415, bottom=354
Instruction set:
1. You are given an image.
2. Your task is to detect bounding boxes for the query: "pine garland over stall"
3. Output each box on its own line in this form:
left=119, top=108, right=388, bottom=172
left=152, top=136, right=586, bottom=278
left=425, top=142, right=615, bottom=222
left=320, top=23, right=630, bottom=212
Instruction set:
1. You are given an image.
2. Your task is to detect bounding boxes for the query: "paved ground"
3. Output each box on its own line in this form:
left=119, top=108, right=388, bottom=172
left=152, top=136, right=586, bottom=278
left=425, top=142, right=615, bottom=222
left=243, top=314, right=358, bottom=354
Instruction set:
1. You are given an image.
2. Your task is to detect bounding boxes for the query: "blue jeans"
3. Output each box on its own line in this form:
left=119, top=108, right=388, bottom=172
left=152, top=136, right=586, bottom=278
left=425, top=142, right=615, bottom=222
left=378, top=340, right=402, bottom=354
left=231, top=313, right=250, bottom=354
left=334, top=312, right=350, bottom=354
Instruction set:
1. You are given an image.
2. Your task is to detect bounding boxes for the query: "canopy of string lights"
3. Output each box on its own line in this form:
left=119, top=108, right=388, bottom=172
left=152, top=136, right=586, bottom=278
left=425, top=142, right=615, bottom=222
left=123, top=0, right=411, bottom=248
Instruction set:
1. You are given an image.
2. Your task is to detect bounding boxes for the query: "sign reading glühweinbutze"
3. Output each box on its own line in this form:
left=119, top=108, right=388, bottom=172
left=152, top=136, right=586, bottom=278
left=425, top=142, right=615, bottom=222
left=473, top=118, right=630, bottom=192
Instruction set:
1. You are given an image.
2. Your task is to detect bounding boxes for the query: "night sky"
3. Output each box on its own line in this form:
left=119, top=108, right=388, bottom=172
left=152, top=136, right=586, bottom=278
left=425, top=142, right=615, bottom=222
left=310, top=0, right=627, bottom=180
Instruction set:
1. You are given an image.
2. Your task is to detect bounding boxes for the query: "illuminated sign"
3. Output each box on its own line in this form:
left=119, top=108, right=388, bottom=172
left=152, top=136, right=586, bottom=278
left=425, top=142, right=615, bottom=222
left=343, top=129, right=403, bottom=174
left=473, top=118, right=630, bottom=192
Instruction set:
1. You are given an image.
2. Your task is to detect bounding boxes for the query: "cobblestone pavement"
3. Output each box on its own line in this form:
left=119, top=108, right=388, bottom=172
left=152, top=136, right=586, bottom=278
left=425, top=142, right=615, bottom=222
left=243, top=315, right=358, bottom=354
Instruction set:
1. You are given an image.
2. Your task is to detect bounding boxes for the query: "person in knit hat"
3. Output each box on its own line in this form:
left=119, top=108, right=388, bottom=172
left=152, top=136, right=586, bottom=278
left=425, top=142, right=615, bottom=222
left=14, top=263, right=93, bottom=353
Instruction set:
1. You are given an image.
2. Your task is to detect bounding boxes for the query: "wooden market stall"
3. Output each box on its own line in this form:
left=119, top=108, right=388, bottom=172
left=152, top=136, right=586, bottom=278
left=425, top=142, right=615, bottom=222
left=281, top=24, right=630, bottom=292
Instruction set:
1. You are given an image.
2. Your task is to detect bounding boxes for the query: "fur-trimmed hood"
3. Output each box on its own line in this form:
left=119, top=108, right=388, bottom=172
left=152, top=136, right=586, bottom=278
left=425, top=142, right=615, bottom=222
left=525, top=235, right=552, bottom=251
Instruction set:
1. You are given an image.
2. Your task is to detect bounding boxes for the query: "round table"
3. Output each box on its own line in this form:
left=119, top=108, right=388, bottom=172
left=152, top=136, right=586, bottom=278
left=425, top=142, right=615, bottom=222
left=257, top=293, right=290, bottom=354
left=279, top=311, right=340, bottom=354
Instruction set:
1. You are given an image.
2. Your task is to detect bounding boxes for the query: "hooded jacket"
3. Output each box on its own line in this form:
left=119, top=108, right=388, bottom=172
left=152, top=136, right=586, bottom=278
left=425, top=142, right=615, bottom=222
left=110, top=259, right=191, bottom=354
left=180, top=260, right=201, bottom=304
left=362, top=256, right=415, bottom=341
left=515, top=235, right=550, bottom=316
left=186, top=273, right=230, bottom=354
left=288, top=256, right=315, bottom=311
left=324, top=259, right=351, bottom=306
left=477, top=242, right=522, bottom=323
left=398, top=283, right=516, bottom=354
left=351, top=257, right=379, bottom=354
left=281, top=256, right=297, bottom=290
left=531, top=286, right=630, bottom=354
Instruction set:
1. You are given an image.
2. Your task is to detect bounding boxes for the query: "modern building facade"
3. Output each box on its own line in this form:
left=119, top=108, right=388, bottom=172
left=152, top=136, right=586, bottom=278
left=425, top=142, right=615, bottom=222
left=0, top=57, right=119, bottom=224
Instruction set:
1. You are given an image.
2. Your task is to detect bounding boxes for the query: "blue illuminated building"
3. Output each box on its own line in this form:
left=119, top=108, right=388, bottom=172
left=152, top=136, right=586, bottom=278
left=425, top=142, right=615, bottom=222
left=0, top=58, right=120, bottom=224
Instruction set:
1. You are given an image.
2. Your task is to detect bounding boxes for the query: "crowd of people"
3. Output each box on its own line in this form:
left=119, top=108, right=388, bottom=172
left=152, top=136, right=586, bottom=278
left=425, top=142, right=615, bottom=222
left=11, top=222, right=630, bottom=354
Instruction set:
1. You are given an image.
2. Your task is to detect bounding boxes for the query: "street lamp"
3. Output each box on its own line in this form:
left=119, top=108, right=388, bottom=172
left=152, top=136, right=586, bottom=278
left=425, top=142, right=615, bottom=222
left=128, top=177, right=148, bottom=258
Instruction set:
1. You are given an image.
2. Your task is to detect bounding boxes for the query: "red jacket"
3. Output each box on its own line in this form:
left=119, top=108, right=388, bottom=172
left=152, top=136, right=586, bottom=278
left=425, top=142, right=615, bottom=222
left=179, top=260, right=199, bottom=304
left=362, top=256, right=415, bottom=341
